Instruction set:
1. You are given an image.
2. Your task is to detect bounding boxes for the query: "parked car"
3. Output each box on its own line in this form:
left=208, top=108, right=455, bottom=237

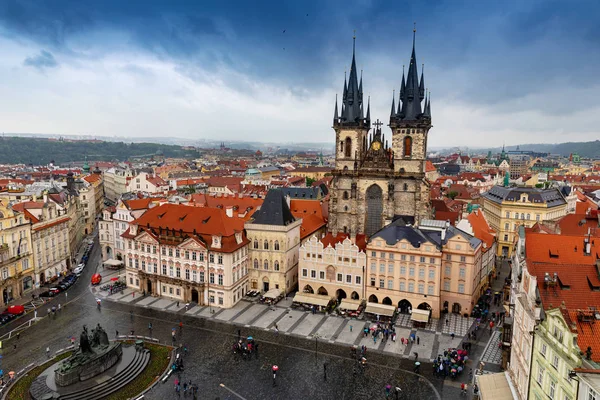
left=49, top=287, right=61, bottom=295
left=0, top=312, right=16, bottom=325
left=74, top=266, right=84, bottom=276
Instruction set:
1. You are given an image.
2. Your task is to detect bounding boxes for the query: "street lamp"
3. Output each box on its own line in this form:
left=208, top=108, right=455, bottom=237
left=314, top=333, right=321, bottom=364
left=568, top=371, right=580, bottom=400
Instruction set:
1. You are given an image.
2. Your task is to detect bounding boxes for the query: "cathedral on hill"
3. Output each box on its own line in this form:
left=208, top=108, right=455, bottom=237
left=328, top=30, right=433, bottom=237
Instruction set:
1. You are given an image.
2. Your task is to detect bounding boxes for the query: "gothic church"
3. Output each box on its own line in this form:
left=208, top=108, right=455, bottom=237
left=328, top=31, right=432, bottom=237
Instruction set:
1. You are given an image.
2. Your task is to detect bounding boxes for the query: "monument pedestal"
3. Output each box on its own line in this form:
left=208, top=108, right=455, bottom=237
left=54, top=342, right=123, bottom=386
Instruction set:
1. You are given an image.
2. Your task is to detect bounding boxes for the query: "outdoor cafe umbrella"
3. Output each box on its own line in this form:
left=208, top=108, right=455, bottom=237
left=247, top=336, right=253, bottom=341
left=110, top=277, right=119, bottom=282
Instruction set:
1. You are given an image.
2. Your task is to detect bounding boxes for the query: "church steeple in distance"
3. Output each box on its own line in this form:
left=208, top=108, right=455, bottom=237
left=335, top=33, right=368, bottom=128
left=390, top=24, right=431, bottom=124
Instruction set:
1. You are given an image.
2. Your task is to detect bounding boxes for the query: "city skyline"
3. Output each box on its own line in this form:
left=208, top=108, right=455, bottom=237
left=0, top=0, right=598, bottom=146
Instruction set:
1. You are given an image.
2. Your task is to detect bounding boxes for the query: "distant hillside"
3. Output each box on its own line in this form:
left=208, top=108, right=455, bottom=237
left=437, top=140, right=600, bottom=158
left=0, top=136, right=197, bottom=165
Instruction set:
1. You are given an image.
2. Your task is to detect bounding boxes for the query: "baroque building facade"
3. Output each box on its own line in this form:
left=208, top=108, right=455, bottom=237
left=328, top=31, right=432, bottom=238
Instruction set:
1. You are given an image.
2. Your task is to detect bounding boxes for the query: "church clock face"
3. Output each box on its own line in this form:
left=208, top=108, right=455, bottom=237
left=371, top=141, right=381, bottom=151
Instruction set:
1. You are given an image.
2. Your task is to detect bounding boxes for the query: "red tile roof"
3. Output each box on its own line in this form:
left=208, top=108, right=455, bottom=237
left=11, top=201, right=45, bottom=212
left=190, top=193, right=263, bottom=221
left=557, top=214, right=600, bottom=237
left=83, top=174, right=102, bottom=183
left=425, top=160, right=437, bottom=173
left=526, top=232, right=600, bottom=264
left=33, top=217, right=70, bottom=231
left=466, top=209, right=496, bottom=250
left=147, top=175, right=168, bottom=187
left=128, top=203, right=247, bottom=252
left=290, top=199, right=327, bottom=239
left=567, top=309, right=600, bottom=363
left=124, top=198, right=157, bottom=211
left=321, top=232, right=367, bottom=252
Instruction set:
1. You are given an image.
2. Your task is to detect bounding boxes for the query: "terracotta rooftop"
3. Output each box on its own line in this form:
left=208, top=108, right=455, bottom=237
left=321, top=232, right=367, bottom=252
left=526, top=232, right=600, bottom=264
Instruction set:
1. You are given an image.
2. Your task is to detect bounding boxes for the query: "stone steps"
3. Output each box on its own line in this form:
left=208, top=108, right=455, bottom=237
left=59, top=347, right=150, bottom=400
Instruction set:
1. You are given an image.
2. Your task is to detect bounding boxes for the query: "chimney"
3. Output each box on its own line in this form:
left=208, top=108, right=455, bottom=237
left=225, top=206, right=233, bottom=218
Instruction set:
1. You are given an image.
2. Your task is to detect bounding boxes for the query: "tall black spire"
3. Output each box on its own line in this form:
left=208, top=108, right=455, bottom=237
left=366, top=96, right=371, bottom=123
left=423, top=90, right=430, bottom=119
left=337, top=34, right=364, bottom=125
left=390, top=90, right=396, bottom=119
left=333, top=94, right=339, bottom=123
left=419, top=64, right=425, bottom=101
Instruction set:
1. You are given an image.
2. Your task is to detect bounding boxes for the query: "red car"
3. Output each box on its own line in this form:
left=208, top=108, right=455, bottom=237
left=49, top=287, right=61, bottom=295
left=91, top=274, right=102, bottom=285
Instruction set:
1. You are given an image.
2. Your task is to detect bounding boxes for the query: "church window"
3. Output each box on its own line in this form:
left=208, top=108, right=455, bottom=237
left=274, top=261, right=280, bottom=271
left=254, top=259, right=258, bottom=269
left=264, top=240, right=269, bottom=250
left=264, top=260, right=269, bottom=270
left=343, top=226, right=348, bottom=234
left=344, top=137, right=352, bottom=158
left=343, top=191, right=349, bottom=200
left=340, top=141, right=344, bottom=154
left=274, top=241, right=280, bottom=250
left=253, top=240, right=258, bottom=249
left=403, top=183, right=408, bottom=191
left=344, top=206, right=348, bottom=212
left=403, top=136, right=412, bottom=157
left=365, top=185, right=383, bottom=237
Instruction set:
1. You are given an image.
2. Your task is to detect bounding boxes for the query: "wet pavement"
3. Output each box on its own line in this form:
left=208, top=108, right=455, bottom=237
left=0, top=236, right=472, bottom=400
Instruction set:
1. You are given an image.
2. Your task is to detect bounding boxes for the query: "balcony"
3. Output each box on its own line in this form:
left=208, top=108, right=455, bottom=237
left=0, top=251, right=30, bottom=268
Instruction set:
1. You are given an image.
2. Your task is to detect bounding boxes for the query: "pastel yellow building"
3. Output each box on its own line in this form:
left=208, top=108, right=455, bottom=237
left=365, top=220, right=484, bottom=319
left=0, top=200, right=35, bottom=305
left=482, top=186, right=569, bottom=257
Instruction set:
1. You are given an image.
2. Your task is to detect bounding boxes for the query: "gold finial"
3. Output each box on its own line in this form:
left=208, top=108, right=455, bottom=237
left=353, top=29, right=356, bottom=39
left=413, top=22, right=416, bottom=33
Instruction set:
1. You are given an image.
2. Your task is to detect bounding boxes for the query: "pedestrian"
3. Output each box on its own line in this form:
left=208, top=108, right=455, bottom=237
left=46, top=346, right=50, bottom=357
left=71, top=337, right=75, bottom=346
left=349, top=324, right=352, bottom=332
left=58, top=303, right=61, bottom=311
left=238, top=329, right=241, bottom=339
left=130, top=329, right=134, bottom=335
left=445, top=318, right=449, bottom=326
left=451, top=332, right=455, bottom=340
left=417, top=336, right=420, bottom=345
left=65, top=292, right=68, bottom=299
left=132, top=292, right=135, bottom=298
left=461, top=383, right=467, bottom=395
left=177, top=301, right=180, bottom=307
left=414, top=352, right=418, bottom=360
left=13, top=343, right=17, bottom=350
left=16, top=332, right=20, bottom=340
left=473, top=384, right=479, bottom=395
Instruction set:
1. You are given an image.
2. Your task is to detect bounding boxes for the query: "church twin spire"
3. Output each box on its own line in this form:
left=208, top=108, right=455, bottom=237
left=392, top=26, right=430, bottom=123
left=334, top=28, right=431, bottom=128
left=333, top=35, right=369, bottom=127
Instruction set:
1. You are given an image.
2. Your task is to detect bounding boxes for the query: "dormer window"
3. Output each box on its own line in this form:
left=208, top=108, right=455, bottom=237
left=235, top=232, right=242, bottom=244
left=212, top=235, right=221, bottom=249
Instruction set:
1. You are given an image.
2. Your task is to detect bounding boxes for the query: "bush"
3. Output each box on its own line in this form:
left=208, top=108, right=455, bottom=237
left=7, top=351, right=73, bottom=400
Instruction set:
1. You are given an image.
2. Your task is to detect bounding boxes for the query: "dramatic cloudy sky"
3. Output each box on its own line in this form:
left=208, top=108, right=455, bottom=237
left=0, top=0, right=598, bottom=147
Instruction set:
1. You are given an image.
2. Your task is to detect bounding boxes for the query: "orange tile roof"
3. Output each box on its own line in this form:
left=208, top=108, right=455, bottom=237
left=24, top=209, right=39, bottom=224
left=567, top=309, right=600, bottom=363
left=147, top=175, right=168, bottom=187
left=83, top=174, right=102, bottom=183
left=190, top=193, right=263, bottom=221
left=289, top=199, right=327, bottom=238
left=425, top=160, right=437, bottom=173
left=132, top=203, right=244, bottom=237
left=526, top=232, right=600, bottom=264
left=321, top=232, right=367, bottom=252
left=557, top=214, right=600, bottom=237
left=11, top=201, right=45, bottom=212
left=124, top=198, right=156, bottom=211
left=466, top=209, right=496, bottom=249
left=128, top=203, right=247, bottom=252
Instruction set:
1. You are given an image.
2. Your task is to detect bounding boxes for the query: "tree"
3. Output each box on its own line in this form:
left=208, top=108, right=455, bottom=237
left=447, top=191, right=459, bottom=200
left=306, top=177, right=316, bottom=187
left=535, top=183, right=544, bottom=188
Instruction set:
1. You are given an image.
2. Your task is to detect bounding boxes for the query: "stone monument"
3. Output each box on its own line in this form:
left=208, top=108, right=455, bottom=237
left=54, top=324, right=123, bottom=386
